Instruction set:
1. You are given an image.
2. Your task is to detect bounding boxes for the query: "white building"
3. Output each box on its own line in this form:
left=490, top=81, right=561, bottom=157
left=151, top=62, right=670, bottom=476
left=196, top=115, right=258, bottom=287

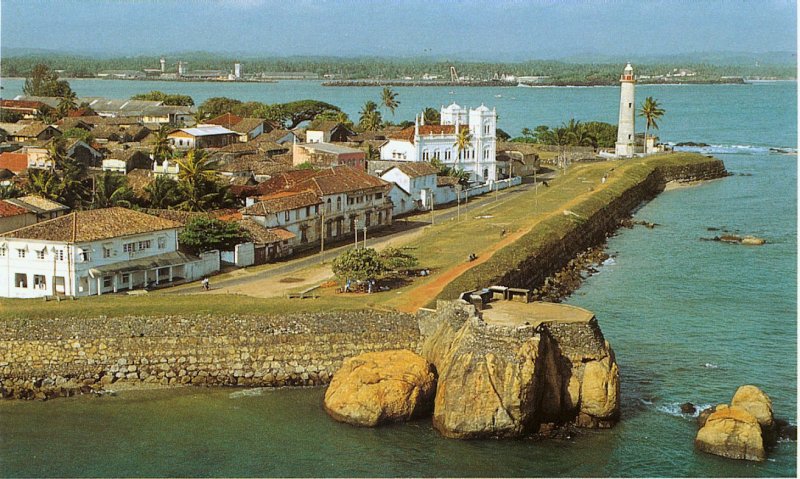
left=0, top=207, right=217, bottom=298
left=615, top=63, right=636, bottom=157
left=379, top=103, right=499, bottom=184
left=379, top=163, right=439, bottom=215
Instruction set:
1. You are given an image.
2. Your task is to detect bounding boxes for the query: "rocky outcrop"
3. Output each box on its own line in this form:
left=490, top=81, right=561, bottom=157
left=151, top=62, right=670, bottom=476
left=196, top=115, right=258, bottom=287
left=695, top=404, right=766, bottom=462
left=323, top=350, right=436, bottom=427
left=695, top=385, right=779, bottom=462
left=731, top=385, right=774, bottom=428
left=419, top=301, right=619, bottom=439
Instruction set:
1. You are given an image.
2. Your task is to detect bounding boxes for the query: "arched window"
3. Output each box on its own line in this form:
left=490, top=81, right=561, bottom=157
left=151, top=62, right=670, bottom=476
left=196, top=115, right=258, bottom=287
left=326, top=198, right=332, bottom=213
left=336, top=197, right=342, bottom=211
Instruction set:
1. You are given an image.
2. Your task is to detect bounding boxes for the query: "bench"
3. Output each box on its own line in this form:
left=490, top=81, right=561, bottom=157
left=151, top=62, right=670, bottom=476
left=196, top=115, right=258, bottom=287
left=487, top=285, right=508, bottom=300
left=507, top=287, right=531, bottom=303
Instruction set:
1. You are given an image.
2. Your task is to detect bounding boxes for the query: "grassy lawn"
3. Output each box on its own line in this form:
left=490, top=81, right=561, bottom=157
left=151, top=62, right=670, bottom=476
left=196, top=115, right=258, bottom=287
left=0, top=153, right=717, bottom=320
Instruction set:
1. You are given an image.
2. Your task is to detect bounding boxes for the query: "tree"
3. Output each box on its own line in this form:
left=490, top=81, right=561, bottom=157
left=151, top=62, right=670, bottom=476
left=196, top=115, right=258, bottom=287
left=57, top=91, right=78, bottom=118
left=332, top=247, right=386, bottom=282
left=151, top=124, right=173, bottom=163
left=22, top=64, right=73, bottom=97
left=178, top=217, right=250, bottom=255
left=62, top=127, right=93, bottom=143
left=131, top=91, right=194, bottom=106
left=358, top=101, right=382, bottom=131
left=639, top=96, right=665, bottom=154
left=143, top=175, right=181, bottom=209
left=430, top=156, right=470, bottom=186
left=453, top=127, right=473, bottom=162
left=496, top=128, right=511, bottom=141
left=91, top=171, right=134, bottom=209
left=0, top=183, right=23, bottom=200
left=280, top=100, right=341, bottom=129
left=379, top=247, right=418, bottom=271
left=25, top=169, right=64, bottom=203
left=314, top=110, right=354, bottom=129
left=199, top=97, right=243, bottom=117
left=192, top=109, right=209, bottom=126
left=0, top=110, right=22, bottom=123
left=175, top=149, right=233, bottom=211
left=422, top=107, right=440, bottom=124
left=380, top=87, right=399, bottom=116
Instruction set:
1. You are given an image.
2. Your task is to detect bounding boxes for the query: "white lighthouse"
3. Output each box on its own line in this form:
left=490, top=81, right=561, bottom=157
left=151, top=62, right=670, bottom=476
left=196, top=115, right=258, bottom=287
left=615, top=63, right=636, bottom=157
left=234, top=62, right=242, bottom=79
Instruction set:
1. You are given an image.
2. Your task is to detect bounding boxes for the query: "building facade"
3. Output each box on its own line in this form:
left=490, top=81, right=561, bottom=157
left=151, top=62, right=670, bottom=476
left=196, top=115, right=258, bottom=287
left=0, top=208, right=215, bottom=298
left=379, top=103, right=498, bottom=184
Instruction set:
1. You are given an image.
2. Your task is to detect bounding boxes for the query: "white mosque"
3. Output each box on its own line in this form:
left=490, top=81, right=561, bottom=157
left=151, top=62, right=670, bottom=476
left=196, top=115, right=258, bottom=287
left=380, top=103, right=499, bottom=183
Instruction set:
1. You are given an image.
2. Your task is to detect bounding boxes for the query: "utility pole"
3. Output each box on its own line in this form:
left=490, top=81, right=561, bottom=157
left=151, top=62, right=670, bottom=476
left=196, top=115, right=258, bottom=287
left=354, top=219, right=359, bottom=249
left=363, top=225, right=367, bottom=248
left=320, top=211, right=325, bottom=263
left=430, top=193, right=435, bottom=225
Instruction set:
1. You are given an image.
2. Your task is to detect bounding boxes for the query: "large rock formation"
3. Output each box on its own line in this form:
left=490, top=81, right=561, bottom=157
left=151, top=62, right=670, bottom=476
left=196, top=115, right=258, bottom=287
left=731, top=385, right=774, bottom=429
left=695, top=404, right=766, bottom=462
left=419, top=301, right=619, bottom=439
left=323, top=349, right=436, bottom=427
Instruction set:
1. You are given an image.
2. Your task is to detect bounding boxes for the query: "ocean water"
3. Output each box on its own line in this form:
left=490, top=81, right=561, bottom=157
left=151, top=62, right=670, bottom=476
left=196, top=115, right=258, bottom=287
left=0, top=80, right=796, bottom=477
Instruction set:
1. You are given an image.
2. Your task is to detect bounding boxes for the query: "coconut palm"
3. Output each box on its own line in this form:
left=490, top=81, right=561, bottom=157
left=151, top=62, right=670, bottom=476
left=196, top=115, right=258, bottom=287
left=57, top=91, right=78, bottom=118
left=143, top=175, right=181, bottom=209
left=152, top=124, right=173, bottom=163
left=380, top=87, right=400, bottom=116
left=453, top=127, right=473, bottom=163
left=91, top=171, right=134, bottom=209
left=25, top=169, right=64, bottom=203
left=358, top=101, right=382, bottom=131
left=639, top=97, right=665, bottom=154
left=175, top=149, right=230, bottom=211
left=192, top=108, right=209, bottom=126
left=422, top=107, right=440, bottom=124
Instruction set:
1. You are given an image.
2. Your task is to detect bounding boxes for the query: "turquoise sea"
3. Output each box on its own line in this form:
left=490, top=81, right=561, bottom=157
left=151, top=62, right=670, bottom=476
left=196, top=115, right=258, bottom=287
left=0, top=79, right=796, bottom=477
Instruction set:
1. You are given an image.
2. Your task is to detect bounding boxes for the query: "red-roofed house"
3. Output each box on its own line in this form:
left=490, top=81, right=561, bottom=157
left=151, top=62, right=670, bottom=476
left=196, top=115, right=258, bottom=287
left=0, top=99, right=47, bottom=119
left=242, top=166, right=392, bottom=250
left=0, top=200, right=33, bottom=234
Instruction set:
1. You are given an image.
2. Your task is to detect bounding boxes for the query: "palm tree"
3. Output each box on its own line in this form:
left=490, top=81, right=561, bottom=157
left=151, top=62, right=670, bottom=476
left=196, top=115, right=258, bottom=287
left=453, top=127, right=473, bottom=163
left=192, top=108, right=209, bottom=126
left=380, top=87, right=399, bottom=116
left=57, top=91, right=78, bottom=118
left=143, top=175, right=180, bottom=209
left=0, top=183, right=22, bottom=200
left=25, top=169, right=64, bottom=203
left=175, top=149, right=226, bottom=211
left=92, top=171, right=134, bottom=209
left=422, top=107, right=440, bottom=124
left=639, top=97, right=665, bottom=154
left=358, top=101, right=382, bottom=131
left=152, top=124, right=173, bottom=163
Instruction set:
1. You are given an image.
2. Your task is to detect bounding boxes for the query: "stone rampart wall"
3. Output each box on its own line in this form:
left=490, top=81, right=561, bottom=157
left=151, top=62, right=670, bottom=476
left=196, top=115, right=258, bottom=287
left=0, top=311, right=418, bottom=399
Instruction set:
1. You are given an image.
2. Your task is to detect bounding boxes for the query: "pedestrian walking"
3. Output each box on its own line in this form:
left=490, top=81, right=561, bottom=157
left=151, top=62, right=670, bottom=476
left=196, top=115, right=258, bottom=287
left=202, top=277, right=209, bottom=291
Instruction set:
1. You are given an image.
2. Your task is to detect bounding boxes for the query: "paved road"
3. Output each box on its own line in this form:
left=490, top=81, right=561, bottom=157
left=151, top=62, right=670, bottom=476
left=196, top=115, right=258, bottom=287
left=166, top=174, right=555, bottom=293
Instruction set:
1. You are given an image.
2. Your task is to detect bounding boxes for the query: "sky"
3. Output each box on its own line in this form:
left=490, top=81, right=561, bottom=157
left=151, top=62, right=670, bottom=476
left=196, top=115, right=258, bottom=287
left=1, top=0, right=797, bottom=59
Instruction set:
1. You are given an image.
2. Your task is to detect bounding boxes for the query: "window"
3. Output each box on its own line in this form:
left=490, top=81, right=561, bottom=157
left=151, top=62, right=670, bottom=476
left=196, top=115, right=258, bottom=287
left=103, top=247, right=112, bottom=258
left=79, top=250, right=90, bottom=262
left=445, top=150, right=451, bottom=161
left=315, top=205, right=320, bottom=214
left=628, top=103, right=632, bottom=108
left=422, top=150, right=430, bottom=161
left=375, top=192, right=382, bottom=199
left=336, top=197, right=341, bottom=211
left=56, top=249, right=64, bottom=261
left=15, top=273, right=27, bottom=288
left=365, top=212, right=371, bottom=227
left=305, top=206, right=311, bottom=216
left=33, top=275, right=46, bottom=290
left=103, top=276, right=112, bottom=288
left=284, top=211, right=290, bottom=222
left=17, top=249, right=25, bottom=258
left=121, top=273, right=130, bottom=284
left=138, top=240, right=151, bottom=250
left=0, top=246, right=5, bottom=257
left=158, top=237, right=167, bottom=249
left=36, top=250, right=45, bottom=260
left=295, top=210, right=300, bottom=220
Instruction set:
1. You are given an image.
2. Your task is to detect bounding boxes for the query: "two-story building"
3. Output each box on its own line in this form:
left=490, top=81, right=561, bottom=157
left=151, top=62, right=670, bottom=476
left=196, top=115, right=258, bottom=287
left=0, top=207, right=216, bottom=298
left=243, top=166, right=392, bottom=249
left=380, top=103, right=498, bottom=184
left=305, top=120, right=355, bottom=143
left=0, top=195, right=69, bottom=234
left=379, top=162, right=439, bottom=215
left=292, top=142, right=366, bottom=170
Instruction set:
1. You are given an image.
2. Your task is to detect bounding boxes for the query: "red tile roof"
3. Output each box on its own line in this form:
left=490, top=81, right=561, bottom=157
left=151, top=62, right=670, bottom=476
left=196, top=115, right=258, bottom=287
left=0, top=153, right=28, bottom=173
left=243, top=190, right=322, bottom=216
left=2, top=207, right=182, bottom=242
left=390, top=162, right=439, bottom=178
left=0, top=99, right=45, bottom=111
left=206, top=113, right=243, bottom=129
left=0, top=200, right=28, bottom=218
left=389, top=125, right=468, bottom=144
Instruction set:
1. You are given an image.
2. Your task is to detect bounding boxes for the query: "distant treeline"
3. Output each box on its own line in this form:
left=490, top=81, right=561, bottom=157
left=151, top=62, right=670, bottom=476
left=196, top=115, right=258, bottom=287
left=1, top=53, right=795, bottom=82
